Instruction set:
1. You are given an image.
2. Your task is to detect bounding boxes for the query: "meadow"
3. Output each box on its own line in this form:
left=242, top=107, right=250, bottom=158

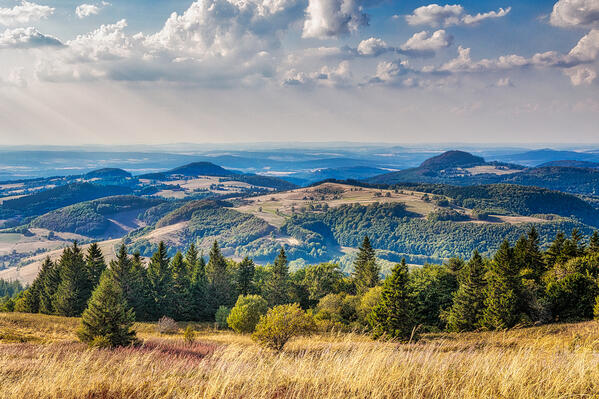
left=2, top=312, right=599, bottom=399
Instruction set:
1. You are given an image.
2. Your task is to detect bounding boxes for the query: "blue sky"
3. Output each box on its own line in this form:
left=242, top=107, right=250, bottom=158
left=0, top=0, right=598, bottom=145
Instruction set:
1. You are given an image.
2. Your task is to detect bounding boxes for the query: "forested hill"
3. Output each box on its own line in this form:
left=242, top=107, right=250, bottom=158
left=367, top=151, right=599, bottom=195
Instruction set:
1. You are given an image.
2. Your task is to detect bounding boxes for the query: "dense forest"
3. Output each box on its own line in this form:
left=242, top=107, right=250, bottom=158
left=3, top=226, right=599, bottom=346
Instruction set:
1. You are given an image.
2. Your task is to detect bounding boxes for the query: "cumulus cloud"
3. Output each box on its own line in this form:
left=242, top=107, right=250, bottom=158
left=76, top=2, right=110, bottom=19
left=550, top=0, right=599, bottom=28
left=0, top=27, right=62, bottom=49
left=0, top=1, right=54, bottom=26
left=302, top=0, right=370, bottom=39
left=357, top=37, right=390, bottom=56
left=406, top=4, right=511, bottom=27
left=282, top=60, right=352, bottom=87
left=400, top=30, right=452, bottom=55
left=564, top=65, right=597, bottom=85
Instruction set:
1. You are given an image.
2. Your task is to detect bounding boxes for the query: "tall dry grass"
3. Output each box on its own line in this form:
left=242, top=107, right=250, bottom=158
left=2, top=312, right=599, bottom=399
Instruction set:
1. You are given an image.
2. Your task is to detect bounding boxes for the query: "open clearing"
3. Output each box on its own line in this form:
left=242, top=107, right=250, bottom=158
left=1, top=312, right=599, bottom=399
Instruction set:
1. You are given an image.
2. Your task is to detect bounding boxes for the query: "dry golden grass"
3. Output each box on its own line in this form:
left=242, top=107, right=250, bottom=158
left=2, top=312, right=599, bottom=398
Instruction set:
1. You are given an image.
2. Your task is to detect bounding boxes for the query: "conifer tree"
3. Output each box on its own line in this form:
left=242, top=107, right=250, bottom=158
left=171, top=251, right=193, bottom=320
left=266, top=248, right=290, bottom=306
left=446, top=251, right=487, bottom=332
left=109, top=245, right=151, bottom=320
left=77, top=271, right=137, bottom=348
left=525, top=227, right=545, bottom=282
left=21, top=257, right=54, bottom=313
left=53, top=243, right=91, bottom=317
left=353, top=236, right=380, bottom=294
left=236, top=256, right=255, bottom=296
left=545, top=231, right=566, bottom=267
left=147, top=241, right=174, bottom=319
left=369, top=259, right=416, bottom=341
left=85, top=243, right=106, bottom=290
left=189, top=249, right=209, bottom=320
left=40, top=256, right=60, bottom=314
left=589, top=231, right=599, bottom=254
left=482, top=240, right=523, bottom=330
left=207, top=241, right=233, bottom=315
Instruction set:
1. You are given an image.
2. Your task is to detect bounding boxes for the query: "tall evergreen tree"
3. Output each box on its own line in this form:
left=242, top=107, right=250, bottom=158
left=171, top=251, right=193, bottom=320
left=189, top=248, right=209, bottom=320
left=589, top=231, right=599, bottom=254
left=207, top=241, right=233, bottom=314
left=446, top=251, right=487, bottom=332
left=482, top=240, right=523, bottom=330
left=369, top=259, right=417, bottom=341
left=40, top=256, right=61, bottom=314
left=147, top=242, right=174, bottom=319
left=353, top=236, right=380, bottom=294
left=85, top=243, right=106, bottom=290
left=77, top=271, right=137, bottom=348
left=266, top=248, right=290, bottom=306
left=545, top=231, right=566, bottom=267
left=53, top=243, right=91, bottom=317
left=21, top=257, right=54, bottom=313
left=109, top=245, right=151, bottom=320
left=236, top=256, right=255, bottom=296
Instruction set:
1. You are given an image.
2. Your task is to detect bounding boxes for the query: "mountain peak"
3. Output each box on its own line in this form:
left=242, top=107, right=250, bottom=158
left=168, top=162, right=237, bottom=177
left=419, top=151, right=485, bottom=170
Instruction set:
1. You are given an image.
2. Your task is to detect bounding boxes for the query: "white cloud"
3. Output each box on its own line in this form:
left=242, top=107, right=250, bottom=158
left=550, top=0, right=599, bottom=28
left=0, top=26, right=62, bottom=49
left=564, top=65, right=597, bottom=85
left=282, top=60, right=352, bottom=87
left=400, top=30, right=452, bottom=55
left=76, top=2, right=110, bottom=19
left=0, top=67, right=27, bottom=87
left=357, top=37, right=390, bottom=56
left=302, top=0, right=368, bottom=39
left=406, top=4, right=511, bottom=27
left=0, top=1, right=54, bottom=26
left=568, top=28, right=599, bottom=62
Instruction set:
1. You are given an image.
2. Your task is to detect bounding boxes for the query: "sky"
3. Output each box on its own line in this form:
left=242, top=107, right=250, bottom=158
left=0, top=0, right=598, bottom=145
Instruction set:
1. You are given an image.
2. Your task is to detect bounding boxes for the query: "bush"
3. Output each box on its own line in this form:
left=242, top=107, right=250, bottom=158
left=357, top=286, right=382, bottom=326
left=227, top=295, right=268, bottom=333
left=157, top=316, right=178, bottom=334
left=215, top=306, right=231, bottom=329
left=315, top=293, right=358, bottom=325
left=546, top=273, right=599, bottom=321
left=183, top=325, right=195, bottom=344
left=252, top=303, right=316, bottom=351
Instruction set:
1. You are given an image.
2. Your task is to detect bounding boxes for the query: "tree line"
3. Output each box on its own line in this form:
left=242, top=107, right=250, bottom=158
left=2, top=227, right=599, bottom=346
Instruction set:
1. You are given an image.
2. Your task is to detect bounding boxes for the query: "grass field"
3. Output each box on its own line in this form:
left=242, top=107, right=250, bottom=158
left=1, top=312, right=599, bottom=398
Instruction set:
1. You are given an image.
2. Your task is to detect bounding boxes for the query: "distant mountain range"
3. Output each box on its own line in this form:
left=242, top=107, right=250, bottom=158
left=367, top=150, right=599, bottom=195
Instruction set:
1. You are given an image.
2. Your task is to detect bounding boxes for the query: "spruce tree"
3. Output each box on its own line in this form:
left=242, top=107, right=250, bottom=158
left=266, top=248, right=290, bottom=306
left=482, top=240, right=523, bottom=330
left=21, top=257, right=53, bottom=313
left=353, top=236, right=380, bottom=294
left=369, top=259, right=416, bottom=341
left=77, top=271, right=137, bottom=348
left=525, top=227, right=545, bottom=282
left=189, top=250, right=209, bottom=320
left=147, top=242, right=174, bottom=319
left=207, top=241, right=233, bottom=315
left=171, top=251, right=193, bottom=320
left=446, top=251, right=487, bottom=332
left=236, top=256, right=255, bottom=296
left=40, top=256, right=60, bottom=314
left=109, top=245, right=151, bottom=320
left=545, top=231, right=566, bottom=267
left=85, top=243, right=106, bottom=290
left=53, top=243, right=91, bottom=317
left=589, top=231, right=599, bottom=254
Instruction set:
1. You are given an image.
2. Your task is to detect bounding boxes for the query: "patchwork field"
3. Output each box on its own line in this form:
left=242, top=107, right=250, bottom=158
left=1, top=312, right=599, bottom=399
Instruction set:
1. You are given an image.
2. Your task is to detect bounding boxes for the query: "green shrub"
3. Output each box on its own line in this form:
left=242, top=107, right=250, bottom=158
left=252, top=303, right=316, bottom=351
left=227, top=295, right=268, bottom=333
left=183, top=325, right=195, bottom=344
left=215, top=306, right=231, bottom=329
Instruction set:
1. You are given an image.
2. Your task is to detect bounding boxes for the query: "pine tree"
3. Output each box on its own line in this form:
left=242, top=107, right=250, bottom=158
left=266, top=248, right=290, bottom=306
left=109, top=245, right=151, bottom=320
left=589, top=231, right=599, bottom=254
left=446, top=251, right=487, bottom=332
left=189, top=250, right=209, bottom=320
left=40, top=256, right=61, bottom=314
left=353, top=236, right=380, bottom=294
left=77, top=271, right=137, bottom=348
left=21, top=257, right=54, bottom=313
left=236, top=256, right=255, bottom=296
left=482, top=240, right=523, bottom=330
left=85, top=243, right=106, bottom=290
left=207, top=241, right=233, bottom=315
left=369, top=259, right=416, bottom=341
left=171, top=251, right=193, bottom=320
left=147, top=242, right=174, bottom=319
left=545, top=231, right=566, bottom=267
left=53, top=243, right=91, bottom=317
